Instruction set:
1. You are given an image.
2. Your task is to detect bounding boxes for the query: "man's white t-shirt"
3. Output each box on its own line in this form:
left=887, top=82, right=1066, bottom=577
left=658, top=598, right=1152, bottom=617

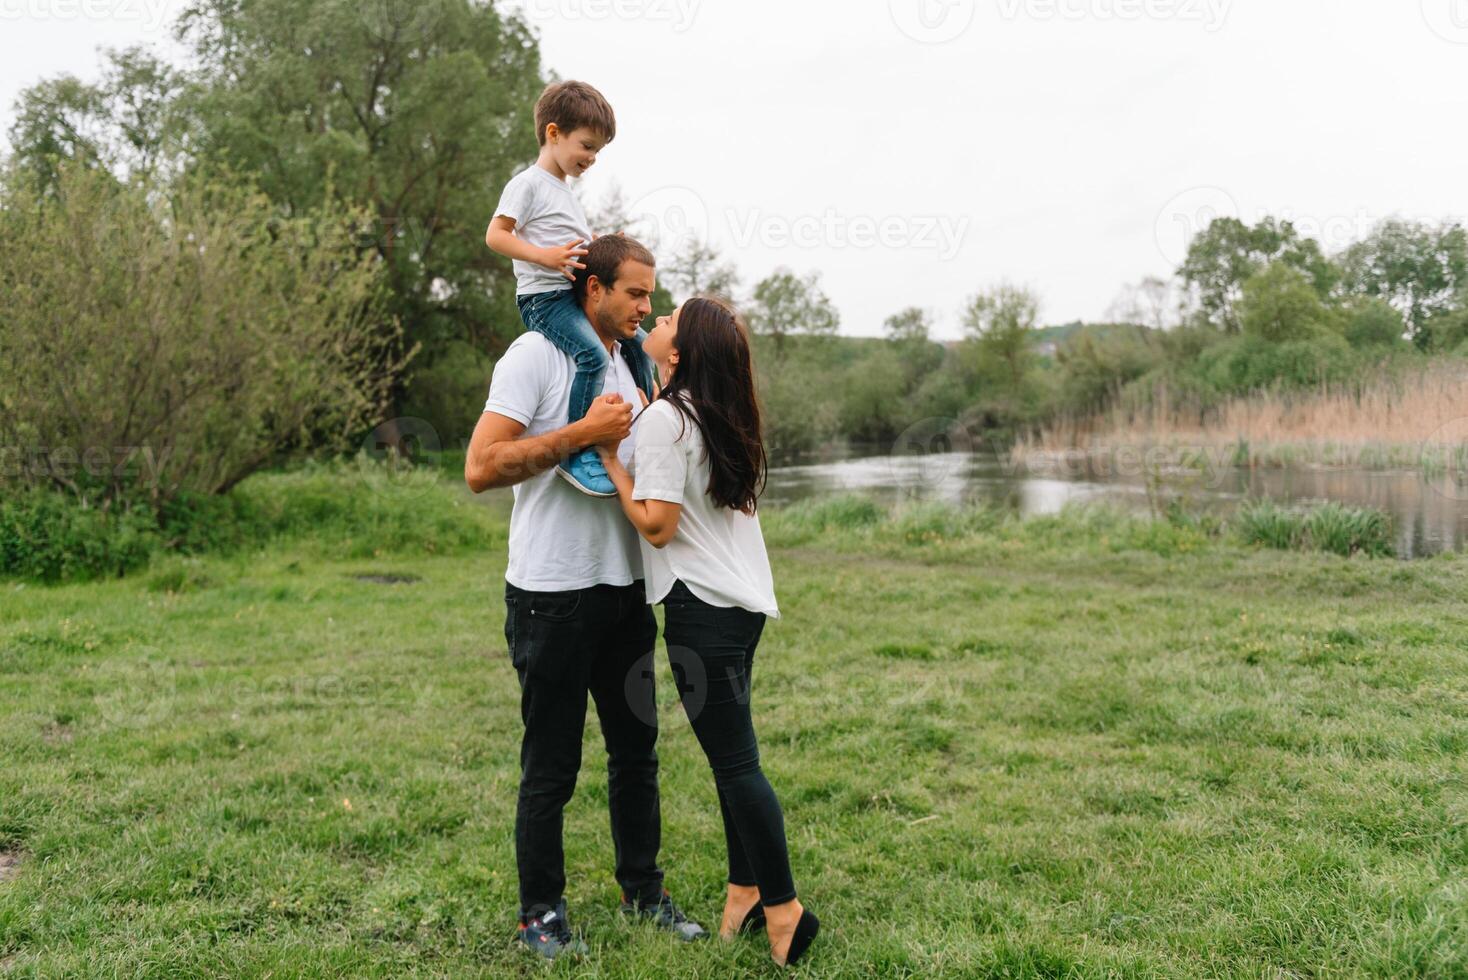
left=631, top=399, right=780, bottom=618
left=493, top=165, right=591, bottom=297
left=484, top=332, right=646, bottom=592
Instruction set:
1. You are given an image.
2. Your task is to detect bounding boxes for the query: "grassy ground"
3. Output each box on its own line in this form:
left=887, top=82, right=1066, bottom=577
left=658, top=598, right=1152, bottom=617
left=1, top=484, right=1466, bottom=977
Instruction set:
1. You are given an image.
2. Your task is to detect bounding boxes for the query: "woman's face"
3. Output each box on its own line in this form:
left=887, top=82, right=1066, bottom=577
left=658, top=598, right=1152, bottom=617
left=643, top=304, right=681, bottom=385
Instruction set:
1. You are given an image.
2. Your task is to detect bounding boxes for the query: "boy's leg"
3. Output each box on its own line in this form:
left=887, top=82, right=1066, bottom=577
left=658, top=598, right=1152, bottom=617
left=505, top=583, right=601, bottom=919
left=520, top=289, right=616, bottom=496
left=526, top=289, right=611, bottom=424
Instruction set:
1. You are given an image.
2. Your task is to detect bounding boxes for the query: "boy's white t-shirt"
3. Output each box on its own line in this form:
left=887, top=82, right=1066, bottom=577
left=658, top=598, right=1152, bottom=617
left=483, top=332, right=646, bottom=592
left=631, top=399, right=780, bottom=618
left=493, top=165, right=591, bottom=296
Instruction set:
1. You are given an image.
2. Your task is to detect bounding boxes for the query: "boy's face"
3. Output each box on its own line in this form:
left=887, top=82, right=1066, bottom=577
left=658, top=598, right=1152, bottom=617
left=545, top=124, right=608, bottom=178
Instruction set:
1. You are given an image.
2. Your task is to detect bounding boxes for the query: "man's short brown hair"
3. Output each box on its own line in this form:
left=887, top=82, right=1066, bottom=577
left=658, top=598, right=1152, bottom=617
left=572, top=233, right=655, bottom=304
left=534, top=80, right=616, bottom=146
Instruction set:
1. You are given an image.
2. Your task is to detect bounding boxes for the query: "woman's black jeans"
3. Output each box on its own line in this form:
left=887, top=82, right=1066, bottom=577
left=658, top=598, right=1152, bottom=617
left=661, top=579, right=797, bottom=906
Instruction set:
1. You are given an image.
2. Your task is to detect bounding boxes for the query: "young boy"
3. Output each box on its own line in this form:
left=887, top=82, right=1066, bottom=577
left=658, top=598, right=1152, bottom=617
left=486, top=80, right=653, bottom=497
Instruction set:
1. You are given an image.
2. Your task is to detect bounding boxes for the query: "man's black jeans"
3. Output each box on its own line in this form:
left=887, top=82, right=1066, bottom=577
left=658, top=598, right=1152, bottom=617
left=661, top=579, right=797, bottom=906
left=504, top=580, right=663, bottom=918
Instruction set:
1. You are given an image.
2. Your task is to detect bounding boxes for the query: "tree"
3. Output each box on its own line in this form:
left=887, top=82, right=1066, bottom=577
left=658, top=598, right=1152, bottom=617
left=1179, top=217, right=1337, bottom=332
left=1341, top=297, right=1406, bottom=350
left=174, top=0, right=547, bottom=371
left=0, top=163, right=403, bottom=507
left=7, top=46, right=183, bottom=190
left=961, top=282, right=1040, bottom=393
left=1339, top=219, right=1468, bottom=349
left=1106, top=275, right=1181, bottom=330
left=7, top=0, right=549, bottom=423
left=1238, top=263, right=1331, bottom=343
left=882, top=306, right=945, bottom=390
left=1055, top=323, right=1167, bottom=414
left=664, top=239, right=740, bottom=302
left=883, top=306, right=931, bottom=344
left=747, top=268, right=839, bottom=356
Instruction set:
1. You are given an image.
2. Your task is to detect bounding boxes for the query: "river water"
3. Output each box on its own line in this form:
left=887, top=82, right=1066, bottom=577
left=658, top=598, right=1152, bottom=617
left=764, top=450, right=1468, bottom=558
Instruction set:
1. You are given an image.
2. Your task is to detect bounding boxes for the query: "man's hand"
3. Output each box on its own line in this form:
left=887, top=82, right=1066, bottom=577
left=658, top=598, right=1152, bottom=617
left=536, top=238, right=589, bottom=280
left=579, top=393, right=633, bottom=449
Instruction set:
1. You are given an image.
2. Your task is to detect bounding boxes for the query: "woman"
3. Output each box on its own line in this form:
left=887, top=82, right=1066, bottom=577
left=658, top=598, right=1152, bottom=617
left=596, top=296, right=819, bottom=968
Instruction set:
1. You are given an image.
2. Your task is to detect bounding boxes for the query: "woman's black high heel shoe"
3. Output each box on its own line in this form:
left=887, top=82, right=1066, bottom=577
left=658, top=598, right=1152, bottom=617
left=778, top=909, right=819, bottom=967
left=736, top=902, right=765, bottom=935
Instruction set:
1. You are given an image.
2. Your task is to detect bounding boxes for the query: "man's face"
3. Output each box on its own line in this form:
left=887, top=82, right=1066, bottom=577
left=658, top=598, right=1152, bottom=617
left=588, top=260, right=655, bottom=343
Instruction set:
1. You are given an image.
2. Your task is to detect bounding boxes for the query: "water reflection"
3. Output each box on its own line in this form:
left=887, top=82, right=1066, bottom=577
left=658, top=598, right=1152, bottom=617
left=764, top=451, right=1468, bottom=557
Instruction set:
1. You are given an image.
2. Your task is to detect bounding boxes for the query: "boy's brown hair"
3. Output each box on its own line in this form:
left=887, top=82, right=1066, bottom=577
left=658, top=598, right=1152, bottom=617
left=534, top=81, right=616, bottom=146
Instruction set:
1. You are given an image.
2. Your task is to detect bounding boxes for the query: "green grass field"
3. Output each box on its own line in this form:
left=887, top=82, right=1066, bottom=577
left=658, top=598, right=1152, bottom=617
left=1, top=480, right=1465, bottom=977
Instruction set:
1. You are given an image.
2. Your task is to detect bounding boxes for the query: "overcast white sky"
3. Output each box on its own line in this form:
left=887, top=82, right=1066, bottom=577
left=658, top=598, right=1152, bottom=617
left=3, top=0, right=1466, bottom=337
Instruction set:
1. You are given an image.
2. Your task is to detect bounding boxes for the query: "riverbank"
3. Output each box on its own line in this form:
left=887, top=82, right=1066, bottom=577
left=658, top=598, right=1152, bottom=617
left=1017, top=362, right=1468, bottom=474
left=1, top=490, right=1464, bottom=976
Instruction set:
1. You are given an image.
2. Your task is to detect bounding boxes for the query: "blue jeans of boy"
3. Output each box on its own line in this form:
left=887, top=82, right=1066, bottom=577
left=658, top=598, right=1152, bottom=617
left=516, top=289, right=654, bottom=430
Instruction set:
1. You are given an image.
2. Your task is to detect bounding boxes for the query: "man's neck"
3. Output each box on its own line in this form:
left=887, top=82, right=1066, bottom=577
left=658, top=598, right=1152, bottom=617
left=580, top=306, right=619, bottom=355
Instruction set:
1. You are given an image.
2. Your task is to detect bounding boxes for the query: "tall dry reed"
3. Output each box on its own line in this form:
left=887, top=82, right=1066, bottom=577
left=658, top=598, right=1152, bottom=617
left=1018, top=363, right=1468, bottom=469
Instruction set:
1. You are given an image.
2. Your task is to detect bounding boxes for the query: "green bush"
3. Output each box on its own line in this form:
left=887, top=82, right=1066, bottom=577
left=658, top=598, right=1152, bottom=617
left=1301, top=502, right=1395, bottom=558
left=1196, top=333, right=1357, bottom=395
left=0, top=163, right=404, bottom=509
left=0, top=490, right=161, bottom=582
left=1234, top=499, right=1394, bottom=557
left=0, top=457, right=504, bottom=583
left=1233, top=499, right=1304, bottom=551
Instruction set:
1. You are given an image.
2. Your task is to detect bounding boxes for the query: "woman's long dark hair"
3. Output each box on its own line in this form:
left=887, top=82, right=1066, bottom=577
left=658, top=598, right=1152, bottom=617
left=657, top=296, right=767, bottom=515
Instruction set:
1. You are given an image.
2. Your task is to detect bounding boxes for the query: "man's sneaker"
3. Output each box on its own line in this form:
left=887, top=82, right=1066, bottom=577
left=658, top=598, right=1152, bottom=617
left=621, top=889, right=708, bottom=942
left=517, top=902, right=588, bottom=960
left=556, top=448, right=616, bottom=497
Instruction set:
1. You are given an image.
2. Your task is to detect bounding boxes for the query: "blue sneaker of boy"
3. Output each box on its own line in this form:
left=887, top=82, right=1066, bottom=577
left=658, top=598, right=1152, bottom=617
left=557, top=447, right=616, bottom=497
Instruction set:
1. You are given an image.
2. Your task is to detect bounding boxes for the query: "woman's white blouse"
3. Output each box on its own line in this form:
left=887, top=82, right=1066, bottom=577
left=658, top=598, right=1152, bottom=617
left=631, top=398, right=780, bottom=617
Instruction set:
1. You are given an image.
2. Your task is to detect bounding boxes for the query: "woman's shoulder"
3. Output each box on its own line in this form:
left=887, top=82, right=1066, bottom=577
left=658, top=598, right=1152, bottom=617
left=646, top=395, right=695, bottom=428
left=643, top=397, right=704, bottom=454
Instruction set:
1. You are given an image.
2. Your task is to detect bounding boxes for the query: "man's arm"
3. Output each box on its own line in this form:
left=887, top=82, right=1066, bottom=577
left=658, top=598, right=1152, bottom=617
left=465, top=393, right=632, bottom=493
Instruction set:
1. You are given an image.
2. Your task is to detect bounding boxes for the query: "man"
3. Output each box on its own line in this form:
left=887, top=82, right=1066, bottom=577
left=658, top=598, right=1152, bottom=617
left=465, top=233, right=705, bottom=960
